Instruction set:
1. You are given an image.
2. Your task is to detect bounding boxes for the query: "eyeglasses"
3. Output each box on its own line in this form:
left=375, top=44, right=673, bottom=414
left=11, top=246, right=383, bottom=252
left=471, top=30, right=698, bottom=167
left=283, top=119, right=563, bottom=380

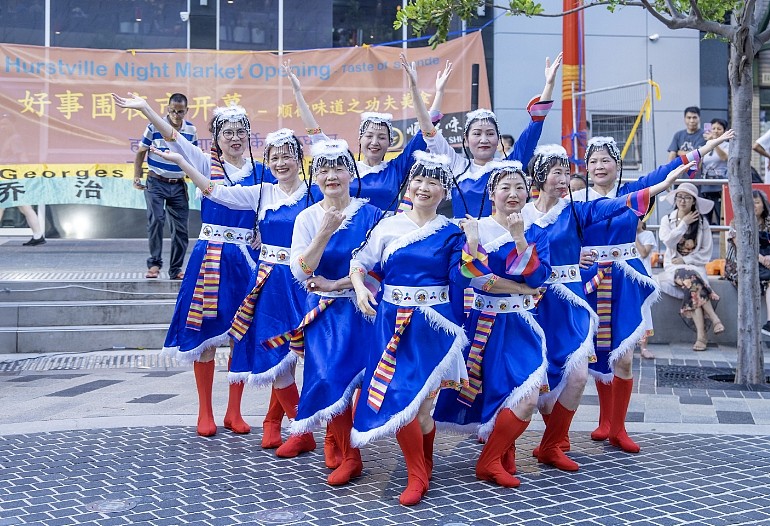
left=168, top=109, right=188, bottom=116
left=675, top=195, right=694, bottom=202
left=221, top=129, right=249, bottom=140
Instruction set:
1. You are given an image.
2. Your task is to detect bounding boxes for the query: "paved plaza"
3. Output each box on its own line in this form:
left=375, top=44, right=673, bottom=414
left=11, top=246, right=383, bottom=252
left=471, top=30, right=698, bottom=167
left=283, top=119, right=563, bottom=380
left=1, top=237, right=770, bottom=525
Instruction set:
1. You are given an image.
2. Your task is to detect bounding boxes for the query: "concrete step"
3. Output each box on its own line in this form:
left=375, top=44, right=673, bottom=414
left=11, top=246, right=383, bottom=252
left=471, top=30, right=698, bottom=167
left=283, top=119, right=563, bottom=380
left=0, top=299, right=176, bottom=327
left=0, top=279, right=181, bottom=302
left=0, top=324, right=170, bottom=353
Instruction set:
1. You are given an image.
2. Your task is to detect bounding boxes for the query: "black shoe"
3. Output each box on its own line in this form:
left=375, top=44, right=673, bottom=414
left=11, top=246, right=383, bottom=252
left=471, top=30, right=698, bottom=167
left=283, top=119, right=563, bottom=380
left=762, top=321, right=770, bottom=337
left=22, top=237, right=46, bottom=246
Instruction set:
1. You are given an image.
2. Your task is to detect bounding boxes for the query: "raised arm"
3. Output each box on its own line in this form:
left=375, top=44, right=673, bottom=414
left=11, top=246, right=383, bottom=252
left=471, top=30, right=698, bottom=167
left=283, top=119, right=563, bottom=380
left=401, top=53, right=435, bottom=137
left=429, top=60, right=452, bottom=114
left=540, top=52, right=563, bottom=102
left=113, top=93, right=174, bottom=140
left=283, top=61, right=321, bottom=134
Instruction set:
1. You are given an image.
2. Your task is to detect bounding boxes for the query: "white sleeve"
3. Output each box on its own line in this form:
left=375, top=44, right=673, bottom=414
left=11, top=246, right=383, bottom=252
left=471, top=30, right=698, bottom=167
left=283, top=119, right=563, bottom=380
left=208, top=183, right=262, bottom=211
left=168, top=133, right=210, bottom=178
left=658, top=215, right=687, bottom=249
left=757, top=129, right=770, bottom=150
left=290, top=209, right=317, bottom=282
left=425, top=130, right=469, bottom=175
left=350, top=223, right=385, bottom=275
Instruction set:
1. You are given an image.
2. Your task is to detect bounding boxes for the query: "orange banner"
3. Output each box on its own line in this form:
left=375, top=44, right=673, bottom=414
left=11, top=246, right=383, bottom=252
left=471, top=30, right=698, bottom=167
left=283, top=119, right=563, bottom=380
left=0, top=33, right=490, bottom=166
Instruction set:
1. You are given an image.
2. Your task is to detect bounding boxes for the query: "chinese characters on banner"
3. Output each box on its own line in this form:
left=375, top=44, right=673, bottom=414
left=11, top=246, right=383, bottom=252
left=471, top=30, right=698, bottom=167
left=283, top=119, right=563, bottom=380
left=0, top=33, right=489, bottom=210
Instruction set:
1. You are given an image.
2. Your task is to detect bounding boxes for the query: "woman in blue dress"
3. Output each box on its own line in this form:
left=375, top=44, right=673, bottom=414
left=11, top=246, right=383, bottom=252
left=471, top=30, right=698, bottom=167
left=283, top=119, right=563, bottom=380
left=402, top=52, right=563, bottom=219
left=578, top=130, right=732, bottom=453
left=432, top=160, right=551, bottom=489
left=113, top=93, right=270, bottom=437
left=273, top=139, right=382, bottom=486
left=156, top=128, right=320, bottom=453
left=350, top=151, right=482, bottom=506
left=284, top=60, right=451, bottom=212
left=521, top=145, right=692, bottom=470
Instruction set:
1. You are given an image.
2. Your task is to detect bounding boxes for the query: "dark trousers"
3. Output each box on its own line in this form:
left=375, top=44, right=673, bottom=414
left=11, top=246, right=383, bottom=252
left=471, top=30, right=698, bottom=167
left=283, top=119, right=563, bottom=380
left=144, top=176, right=189, bottom=276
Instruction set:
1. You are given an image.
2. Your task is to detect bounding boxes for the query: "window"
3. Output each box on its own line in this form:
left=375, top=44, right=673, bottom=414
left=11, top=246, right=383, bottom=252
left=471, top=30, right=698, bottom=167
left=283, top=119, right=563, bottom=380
left=589, top=114, right=643, bottom=170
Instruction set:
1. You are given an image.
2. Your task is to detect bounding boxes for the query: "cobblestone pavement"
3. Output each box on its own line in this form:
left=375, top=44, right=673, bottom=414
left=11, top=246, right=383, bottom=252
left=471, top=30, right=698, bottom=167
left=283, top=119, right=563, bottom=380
left=1, top=349, right=770, bottom=526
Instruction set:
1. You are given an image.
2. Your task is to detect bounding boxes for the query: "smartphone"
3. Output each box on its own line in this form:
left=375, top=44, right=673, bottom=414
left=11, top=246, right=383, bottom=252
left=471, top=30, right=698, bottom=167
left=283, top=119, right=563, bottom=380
left=704, top=122, right=712, bottom=134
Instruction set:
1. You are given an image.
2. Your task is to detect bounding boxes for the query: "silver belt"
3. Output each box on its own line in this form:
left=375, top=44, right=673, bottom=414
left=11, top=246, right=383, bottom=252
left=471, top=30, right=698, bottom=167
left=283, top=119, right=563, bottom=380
left=547, top=264, right=581, bottom=284
left=473, top=292, right=535, bottom=313
left=583, top=242, right=638, bottom=263
left=382, top=284, right=449, bottom=307
left=199, top=223, right=254, bottom=245
left=259, top=243, right=290, bottom=265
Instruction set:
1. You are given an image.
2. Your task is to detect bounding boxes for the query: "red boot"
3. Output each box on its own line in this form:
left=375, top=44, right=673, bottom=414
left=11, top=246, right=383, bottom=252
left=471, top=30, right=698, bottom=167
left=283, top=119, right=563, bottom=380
left=608, top=376, right=640, bottom=453
left=193, top=360, right=217, bottom=437
left=502, top=446, right=516, bottom=475
left=533, top=411, right=570, bottom=456
left=476, top=409, right=527, bottom=488
left=396, top=419, right=429, bottom=506
left=423, top=424, right=436, bottom=481
left=535, top=402, right=579, bottom=471
left=591, top=379, right=613, bottom=441
left=223, top=359, right=251, bottom=434
left=273, top=383, right=316, bottom=458
left=324, top=424, right=343, bottom=469
left=327, top=408, right=363, bottom=486
left=261, top=387, right=284, bottom=449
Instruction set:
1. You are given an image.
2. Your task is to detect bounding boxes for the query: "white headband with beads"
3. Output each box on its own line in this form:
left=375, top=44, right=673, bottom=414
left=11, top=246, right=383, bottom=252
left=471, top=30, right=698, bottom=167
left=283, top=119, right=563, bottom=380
left=532, top=144, right=570, bottom=183
left=409, top=151, right=453, bottom=190
left=464, top=108, right=498, bottom=135
left=484, top=160, right=526, bottom=194
left=264, top=128, right=299, bottom=160
left=311, top=139, right=356, bottom=175
left=359, top=112, right=394, bottom=142
left=585, top=136, right=621, bottom=164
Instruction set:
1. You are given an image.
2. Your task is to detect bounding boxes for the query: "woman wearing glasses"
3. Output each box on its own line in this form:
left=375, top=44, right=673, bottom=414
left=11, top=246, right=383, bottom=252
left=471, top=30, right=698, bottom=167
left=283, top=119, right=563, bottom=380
left=114, top=92, right=271, bottom=438
left=657, top=183, right=725, bottom=352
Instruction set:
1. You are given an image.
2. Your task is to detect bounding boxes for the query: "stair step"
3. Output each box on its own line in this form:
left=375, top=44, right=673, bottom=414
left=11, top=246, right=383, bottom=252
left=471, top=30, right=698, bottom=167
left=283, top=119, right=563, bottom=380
left=0, top=324, right=170, bottom=353
left=0, top=280, right=181, bottom=302
left=0, top=300, right=176, bottom=327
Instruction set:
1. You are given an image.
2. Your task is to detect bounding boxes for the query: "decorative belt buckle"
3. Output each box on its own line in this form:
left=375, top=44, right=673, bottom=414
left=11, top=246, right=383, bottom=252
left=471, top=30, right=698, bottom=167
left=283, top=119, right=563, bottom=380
left=277, top=249, right=289, bottom=262
left=391, top=289, right=403, bottom=304
left=415, top=289, right=428, bottom=304
left=223, top=229, right=235, bottom=242
left=202, top=225, right=213, bottom=237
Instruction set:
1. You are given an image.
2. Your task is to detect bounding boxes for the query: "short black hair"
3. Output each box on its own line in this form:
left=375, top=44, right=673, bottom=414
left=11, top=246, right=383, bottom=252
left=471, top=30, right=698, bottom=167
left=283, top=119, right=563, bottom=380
left=710, top=117, right=728, bottom=129
left=169, top=93, right=188, bottom=106
left=501, top=134, right=514, bottom=147
left=684, top=106, right=700, bottom=116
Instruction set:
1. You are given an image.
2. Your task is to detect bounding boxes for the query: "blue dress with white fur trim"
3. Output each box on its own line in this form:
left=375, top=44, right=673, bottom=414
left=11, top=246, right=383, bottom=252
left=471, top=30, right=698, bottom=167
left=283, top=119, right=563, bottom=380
left=350, top=213, right=470, bottom=447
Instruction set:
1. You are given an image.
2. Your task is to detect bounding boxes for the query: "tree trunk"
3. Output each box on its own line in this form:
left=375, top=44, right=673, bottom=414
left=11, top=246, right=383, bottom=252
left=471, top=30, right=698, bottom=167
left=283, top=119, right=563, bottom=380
left=728, top=38, right=765, bottom=384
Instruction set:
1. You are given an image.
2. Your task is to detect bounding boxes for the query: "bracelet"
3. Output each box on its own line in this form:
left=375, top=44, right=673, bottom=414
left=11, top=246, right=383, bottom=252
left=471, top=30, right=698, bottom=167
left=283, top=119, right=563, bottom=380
left=306, top=127, right=322, bottom=135
left=481, top=275, right=499, bottom=293
left=202, top=180, right=215, bottom=197
left=163, top=128, right=178, bottom=142
left=298, top=255, right=313, bottom=275
left=423, top=127, right=438, bottom=138
left=349, top=267, right=366, bottom=278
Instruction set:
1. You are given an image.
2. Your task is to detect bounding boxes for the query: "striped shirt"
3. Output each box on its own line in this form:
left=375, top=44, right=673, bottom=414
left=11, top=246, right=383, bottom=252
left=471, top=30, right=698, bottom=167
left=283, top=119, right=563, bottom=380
left=141, top=119, right=198, bottom=179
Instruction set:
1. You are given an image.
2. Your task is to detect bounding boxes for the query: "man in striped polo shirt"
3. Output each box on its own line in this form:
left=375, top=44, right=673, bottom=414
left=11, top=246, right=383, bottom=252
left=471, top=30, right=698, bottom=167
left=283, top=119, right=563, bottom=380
left=134, top=93, right=198, bottom=279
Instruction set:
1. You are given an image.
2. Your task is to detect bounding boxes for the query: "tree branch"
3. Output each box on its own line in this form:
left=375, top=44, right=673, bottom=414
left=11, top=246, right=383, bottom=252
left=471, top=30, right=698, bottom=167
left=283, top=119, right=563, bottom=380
left=687, top=0, right=702, bottom=21
left=490, top=0, right=645, bottom=18
left=663, top=1, right=681, bottom=19
left=639, top=0, right=732, bottom=39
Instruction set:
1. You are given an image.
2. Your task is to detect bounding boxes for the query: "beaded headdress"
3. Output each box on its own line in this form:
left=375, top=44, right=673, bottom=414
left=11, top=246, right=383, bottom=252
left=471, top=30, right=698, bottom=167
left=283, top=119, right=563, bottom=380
left=359, top=112, right=394, bottom=142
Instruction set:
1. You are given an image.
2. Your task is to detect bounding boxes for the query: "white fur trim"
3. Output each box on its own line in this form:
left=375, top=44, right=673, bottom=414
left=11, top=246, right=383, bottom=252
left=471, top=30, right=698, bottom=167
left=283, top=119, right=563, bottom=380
left=289, top=370, right=364, bottom=435
left=478, top=311, right=547, bottom=440
left=382, top=216, right=450, bottom=264
left=161, top=332, right=231, bottom=364
left=335, top=198, right=369, bottom=233
left=350, top=306, right=469, bottom=447
left=483, top=232, right=514, bottom=255
left=238, top=244, right=258, bottom=271
left=257, top=184, right=309, bottom=222
left=246, top=352, right=298, bottom=388
left=532, top=199, right=569, bottom=228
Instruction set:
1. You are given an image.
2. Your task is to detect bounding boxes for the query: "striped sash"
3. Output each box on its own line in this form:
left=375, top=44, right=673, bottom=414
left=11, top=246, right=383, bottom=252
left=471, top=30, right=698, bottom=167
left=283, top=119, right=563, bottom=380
left=184, top=147, right=231, bottom=331
left=263, top=298, right=335, bottom=357
left=457, top=312, right=496, bottom=407
left=366, top=307, right=413, bottom=413
left=228, top=262, right=275, bottom=341
left=185, top=242, right=223, bottom=330
left=585, top=261, right=613, bottom=354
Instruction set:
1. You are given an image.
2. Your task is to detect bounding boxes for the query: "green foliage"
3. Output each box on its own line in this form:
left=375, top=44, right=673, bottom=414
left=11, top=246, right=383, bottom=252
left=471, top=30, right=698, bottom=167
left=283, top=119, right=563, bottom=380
left=394, top=0, right=742, bottom=47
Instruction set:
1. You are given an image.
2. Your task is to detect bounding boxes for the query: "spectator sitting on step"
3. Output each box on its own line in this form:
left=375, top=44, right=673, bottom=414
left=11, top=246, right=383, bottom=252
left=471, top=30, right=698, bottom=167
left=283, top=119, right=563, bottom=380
left=724, top=189, right=770, bottom=336
left=656, top=182, right=725, bottom=351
